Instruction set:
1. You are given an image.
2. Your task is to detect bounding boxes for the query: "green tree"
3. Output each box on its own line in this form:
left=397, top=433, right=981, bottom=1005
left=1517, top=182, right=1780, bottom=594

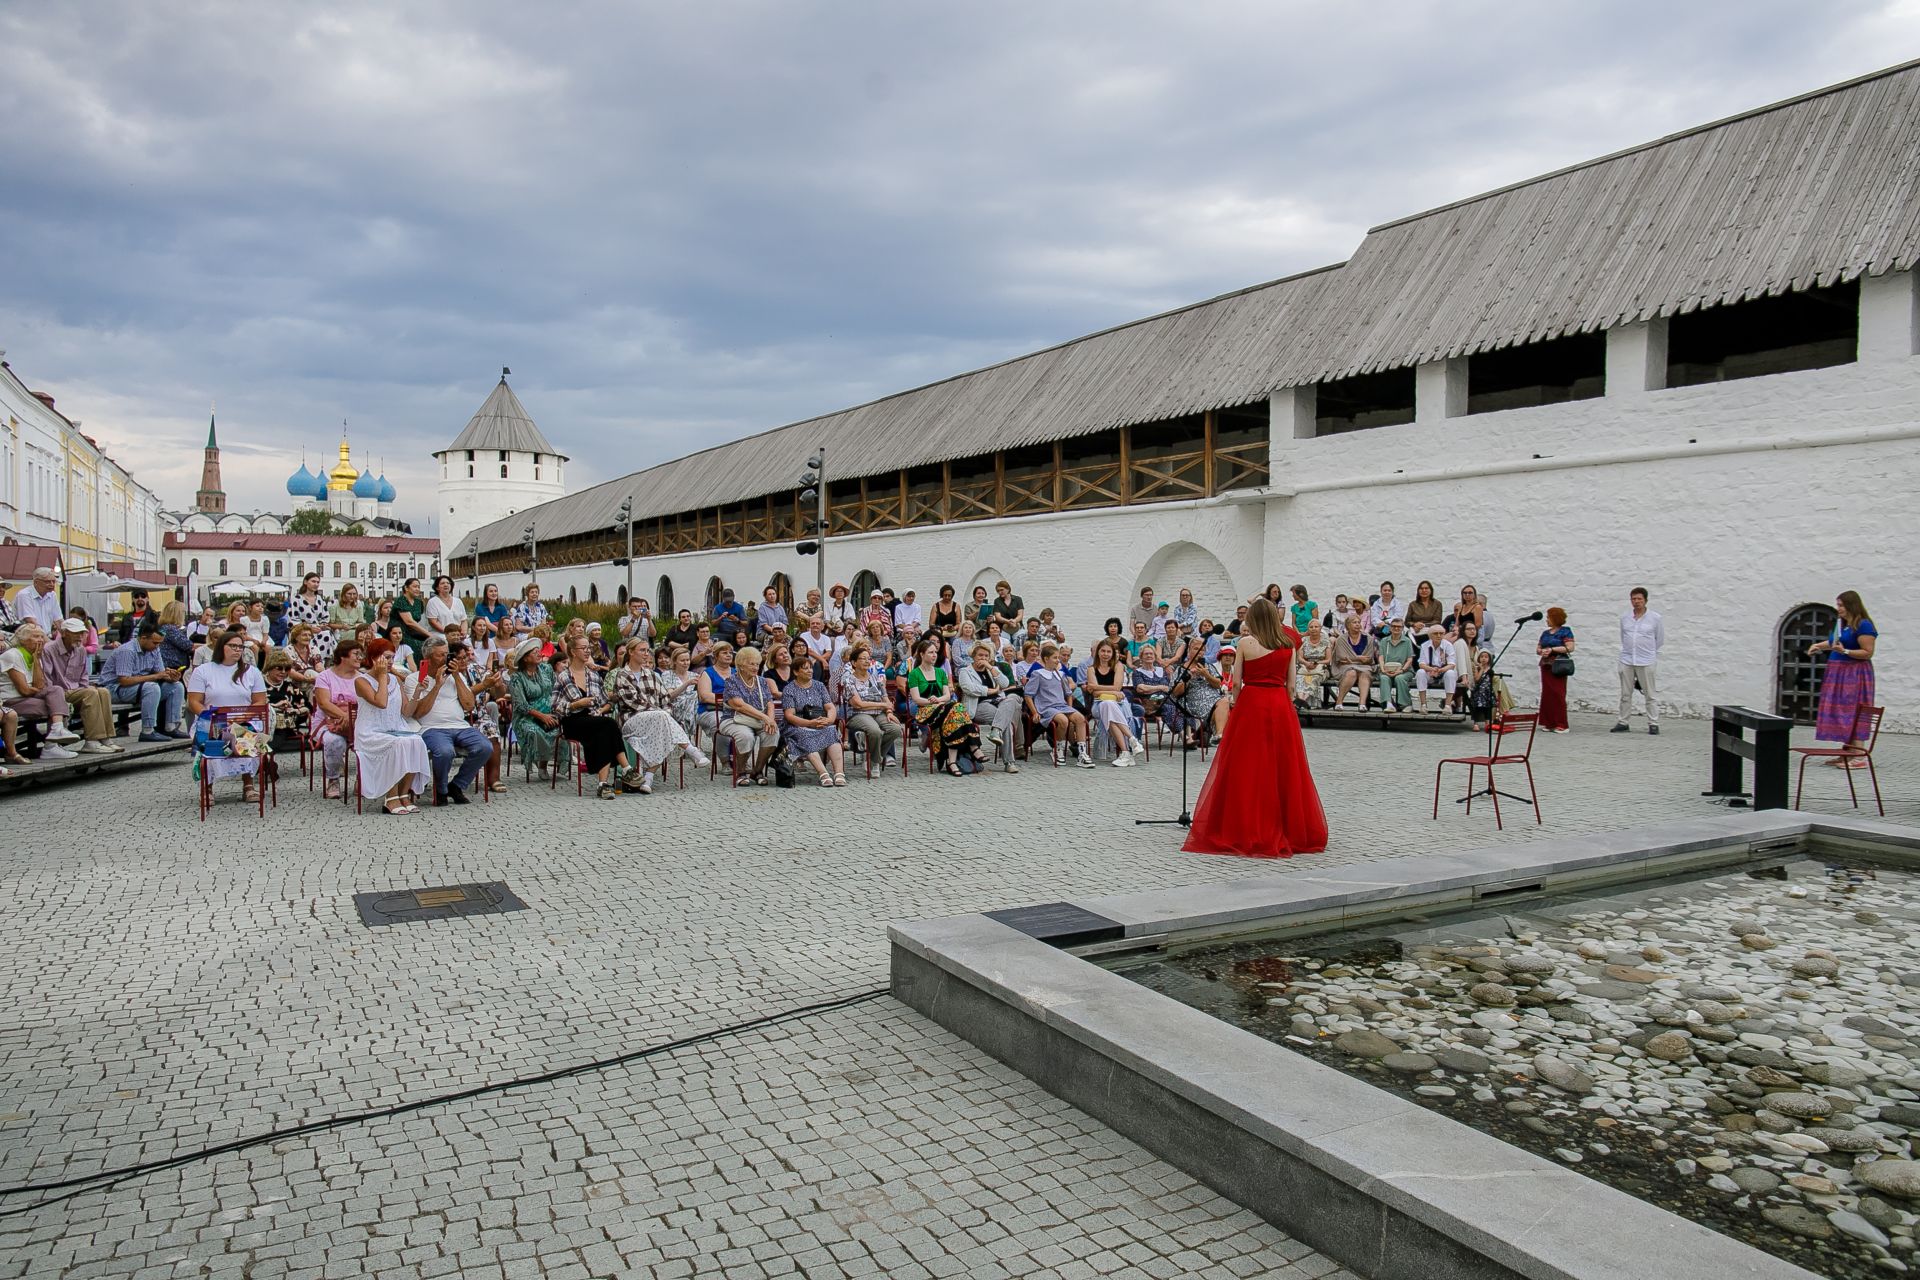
left=285, top=507, right=334, bottom=535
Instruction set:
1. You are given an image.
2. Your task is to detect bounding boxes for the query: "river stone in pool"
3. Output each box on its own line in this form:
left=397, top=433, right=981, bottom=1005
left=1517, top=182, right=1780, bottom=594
left=1857, top=1160, right=1920, bottom=1200
left=1533, top=1055, right=1595, bottom=1094
left=1763, top=1092, right=1834, bottom=1119
left=1504, top=955, right=1555, bottom=975
left=1731, top=1167, right=1781, bottom=1195
left=1333, top=1030, right=1398, bottom=1058
left=1691, top=999, right=1742, bottom=1023
left=1644, top=1032, right=1694, bottom=1062
left=1434, top=1047, right=1492, bottom=1074
left=1761, top=1205, right=1833, bottom=1240
left=1847, top=1015, right=1902, bottom=1037
left=1790, top=955, right=1840, bottom=979
left=1382, top=1051, right=1437, bottom=1073
left=1874, top=1102, right=1920, bottom=1127
left=1578, top=980, right=1647, bottom=1002
left=1469, top=982, right=1515, bottom=1007
left=1805, top=1126, right=1880, bottom=1152
left=1802, top=1061, right=1869, bottom=1087
left=1683, top=983, right=1739, bottom=1001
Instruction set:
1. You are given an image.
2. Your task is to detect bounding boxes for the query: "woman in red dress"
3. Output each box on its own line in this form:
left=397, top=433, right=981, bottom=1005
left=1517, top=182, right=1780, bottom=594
left=1183, top=595, right=1329, bottom=859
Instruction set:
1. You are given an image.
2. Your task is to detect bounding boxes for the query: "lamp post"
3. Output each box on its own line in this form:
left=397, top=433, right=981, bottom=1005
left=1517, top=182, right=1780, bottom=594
left=797, top=448, right=825, bottom=605
left=614, top=495, right=634, bottom=604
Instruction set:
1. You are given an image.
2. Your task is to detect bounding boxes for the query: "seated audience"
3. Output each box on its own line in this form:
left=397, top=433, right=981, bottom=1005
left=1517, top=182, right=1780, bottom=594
left=43, top=619, right=120, bottom=754
left=406, top=637, right=497, bottom=805
left=781, top=652, right=845, bottom=785
left=555, top=634, right=635, bottom=799
left=1173, top=639, right=1229, bottom=744
left=1, top=624, right=84, bottom=758
left=610, top=641, right=707, bottom=793
left=509, top=637, right=563, bottom=781
left=1330, top=613, right=1377, bottom=709
left=1378, top=616, right=1415, bottom=711
left=1415, top=624, right=1457, bottom=712
left=1295, top=618, right=1333, bottom=708
left=841, top=643, right=904, bottom=772
left=1024, top=642, right=1093, bottom=767
left=187, top=628, right=272, bottom=803
left=957, top=641, right=1021, bottom=773
left=350, top=638, right=432, bottom=815
left=909, top=633, right=986, bottom=776
left=95, top=623, right=187, bottom=742
left=721, top=646, right=781, bottom=786
left=1405, top=580, right=1444, bottom=635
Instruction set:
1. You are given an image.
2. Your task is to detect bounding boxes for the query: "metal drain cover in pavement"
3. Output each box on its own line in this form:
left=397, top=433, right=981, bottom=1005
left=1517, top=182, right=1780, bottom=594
left=353, top=881, right=528, bottom=927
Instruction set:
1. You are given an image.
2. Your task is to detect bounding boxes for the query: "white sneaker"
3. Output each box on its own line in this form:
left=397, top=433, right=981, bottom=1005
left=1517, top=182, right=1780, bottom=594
left=1051, top=749, right=1063, bottom=767
left=687, top=748, right=712, bottom=769
left=1004, top=761, right=1020, bottom=774
left=78, top=741, right=117, bottom=755
left=39, top=744, right=77, bottom=760
left=1129, top=739, right=1146, bottom=756
left=1112, top=754, right=1134, bottom=767
left=1076, top=751, right=1096, bottom=769
left=47, top=725, right=80, bottom=743
left=987, top=729, right=1002, bottom=747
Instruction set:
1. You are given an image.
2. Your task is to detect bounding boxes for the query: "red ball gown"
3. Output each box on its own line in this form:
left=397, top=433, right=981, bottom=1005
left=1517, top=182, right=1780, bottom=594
left=1182, top=637, right=1328, bottom=859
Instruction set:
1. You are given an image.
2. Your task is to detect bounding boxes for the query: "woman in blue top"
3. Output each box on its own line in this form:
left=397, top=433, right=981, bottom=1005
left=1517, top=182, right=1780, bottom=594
left=1536, top=607, right=1576, bottom=732
left=1811, top=590, right=1878, bottom=758
left=472, top=584, right=510, bottom=629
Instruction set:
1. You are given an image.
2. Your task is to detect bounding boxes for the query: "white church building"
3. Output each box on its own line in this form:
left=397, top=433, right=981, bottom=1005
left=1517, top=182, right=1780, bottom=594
left=455, top=62, right=1920, bottom=729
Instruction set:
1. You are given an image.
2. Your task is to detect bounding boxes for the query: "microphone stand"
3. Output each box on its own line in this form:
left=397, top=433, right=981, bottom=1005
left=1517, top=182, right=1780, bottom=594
left=1457, top=614, right=1539, bottom=808
left=1139, top=663, right=1196, bottom=829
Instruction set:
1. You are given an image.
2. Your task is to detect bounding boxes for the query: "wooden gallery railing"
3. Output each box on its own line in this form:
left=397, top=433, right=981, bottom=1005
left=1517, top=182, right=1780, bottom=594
left=467, top=412, right=1269, bottom=577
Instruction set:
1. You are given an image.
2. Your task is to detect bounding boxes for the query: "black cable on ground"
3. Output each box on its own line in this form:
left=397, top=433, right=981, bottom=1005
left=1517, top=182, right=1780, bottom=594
left=0, top=986, right=890, bottom=1219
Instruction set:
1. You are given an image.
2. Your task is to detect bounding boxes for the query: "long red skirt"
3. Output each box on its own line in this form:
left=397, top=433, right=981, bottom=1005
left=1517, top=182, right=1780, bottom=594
left=1538, top=662, right=1569, bottom=731
left=1182, top=685, right=1328, bottom=859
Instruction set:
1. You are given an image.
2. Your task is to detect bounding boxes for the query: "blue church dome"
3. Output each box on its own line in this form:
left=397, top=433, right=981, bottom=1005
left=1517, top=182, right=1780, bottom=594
left=352, top=469, right=380, bottom=498
left=285, top=463, right=325, bottom=498
left=376, top=474, right=396, bottom=503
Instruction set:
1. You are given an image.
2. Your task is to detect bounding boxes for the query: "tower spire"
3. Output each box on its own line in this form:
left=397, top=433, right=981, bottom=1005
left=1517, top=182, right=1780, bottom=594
left=195, top=401, right=226, bottom=514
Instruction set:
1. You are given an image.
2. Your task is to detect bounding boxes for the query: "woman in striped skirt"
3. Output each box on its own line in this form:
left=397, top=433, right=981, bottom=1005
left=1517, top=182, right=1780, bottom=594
left=1811, top=590, right=1879, bottom=763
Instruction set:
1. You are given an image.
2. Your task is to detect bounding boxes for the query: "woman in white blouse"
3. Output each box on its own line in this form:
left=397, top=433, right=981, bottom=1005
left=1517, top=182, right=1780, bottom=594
left=186, top=627, right=270, bottom=802
left=424, top=576, right=467, bottom=636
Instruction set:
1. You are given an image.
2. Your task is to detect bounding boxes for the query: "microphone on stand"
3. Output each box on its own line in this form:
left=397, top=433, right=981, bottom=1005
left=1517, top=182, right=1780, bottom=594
left=1514, top=610, right=1544, bottom=626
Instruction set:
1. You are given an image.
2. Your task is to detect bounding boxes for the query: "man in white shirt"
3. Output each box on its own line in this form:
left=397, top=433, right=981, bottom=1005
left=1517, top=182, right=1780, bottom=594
left=13, top=568, right=62, bottom=633
left=1613, top=587, right=1665, bottom=735
left=1414, top=625, right=1457, bottom=713
left=407, top=638, right=495, bottom=803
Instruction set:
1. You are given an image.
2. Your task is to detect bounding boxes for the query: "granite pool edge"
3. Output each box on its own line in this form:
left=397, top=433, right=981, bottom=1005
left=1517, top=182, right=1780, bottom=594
left=886, top=814, right=1920, bottom=1280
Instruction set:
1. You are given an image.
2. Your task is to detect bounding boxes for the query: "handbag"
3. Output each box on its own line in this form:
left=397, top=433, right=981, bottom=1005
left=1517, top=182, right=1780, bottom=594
left=1549, top=655, right=1576, bottom=679
left=768, top=743, right=796, bottom=788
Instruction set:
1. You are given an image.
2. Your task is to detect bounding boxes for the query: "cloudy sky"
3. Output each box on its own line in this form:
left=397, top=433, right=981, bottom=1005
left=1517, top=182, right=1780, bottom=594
left=3, top=2, right=1914, bottom=530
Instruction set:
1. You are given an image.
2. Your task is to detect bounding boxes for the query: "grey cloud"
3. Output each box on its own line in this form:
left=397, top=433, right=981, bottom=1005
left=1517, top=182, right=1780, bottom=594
left=0, top=1, right=1911, bottom=527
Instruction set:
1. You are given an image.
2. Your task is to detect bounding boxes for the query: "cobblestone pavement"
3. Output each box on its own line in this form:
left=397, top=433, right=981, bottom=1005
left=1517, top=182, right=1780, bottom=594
left=3, top=712, right=1915, bottom=1278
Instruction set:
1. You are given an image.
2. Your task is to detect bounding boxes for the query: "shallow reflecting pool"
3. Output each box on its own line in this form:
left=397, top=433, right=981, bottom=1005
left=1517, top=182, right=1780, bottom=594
left=1122, top=855, right=1920, bottom=1278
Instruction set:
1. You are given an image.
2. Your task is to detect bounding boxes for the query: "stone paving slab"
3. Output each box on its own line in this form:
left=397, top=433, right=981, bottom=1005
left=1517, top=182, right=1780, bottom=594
left=1, top=712, right=1913, bottom=1277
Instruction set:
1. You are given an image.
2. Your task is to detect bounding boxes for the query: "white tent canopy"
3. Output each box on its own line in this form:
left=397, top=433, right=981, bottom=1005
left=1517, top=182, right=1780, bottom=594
left=206, top=580, right=289, bottom=597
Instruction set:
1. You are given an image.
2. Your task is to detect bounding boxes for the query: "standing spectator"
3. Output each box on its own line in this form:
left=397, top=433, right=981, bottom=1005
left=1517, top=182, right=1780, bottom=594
left=662, top=609, right=698, bottom=649
left=860, top=590, right=894, bottom=639
left=13, top=568, right=62, bottom=633
left=392, top=578, right=431, bottom=662
left=1377, top=617, right=1415, bottom=711
left=96, top=625, right=186, bottom=741
left=114, top=588, right=160, bottom=643
left=1415, top=624, right=1457, bottom=713
left=1365, top=581, right=1405, bottom=636
left=1536, top=607, right=1576, bottom=733
left=756, top=585, right=789, bottom=643
left=331, top=584, right=369, bottom=649
left=1128, top=587, right=1157, bottom=635
left=43, top=619, right=119, bottom=753
left=511, top=584, right=549, bottom=631
left=822, top=584, right=857, bottom=632
left=990, top=580, right=1025, bottom=635
left=1445, top=585, right=1491, bottom=646
left=473, top=583, right=511, bottom=630
left=286, top=573, right=335, bottom=664
left=1613, top=587, right=1664, bottom=735
left=894, top=589, right=923, bottom=633
left=1170, top=589, right=1199, bottom=634
left=1288, top=585, right=1318, bottom=634
left=425, top=576, right=466, bottom=636
left=1810, top=590, right=1877, bottom=760
left=1405, top=581, right=1444, bottom=635
left=712, top=589, right=748, bottom=648
left=618, top=596, right=653, bottom=643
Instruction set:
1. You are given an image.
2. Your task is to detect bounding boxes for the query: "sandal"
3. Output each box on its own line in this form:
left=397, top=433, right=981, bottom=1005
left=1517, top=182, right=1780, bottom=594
left=383, top=797, right=410, bottom=815
left=945, top=763, right=963, bottom=777
left=488, top=781, right=508, bottom=793
left=819, top=773, right=834, bottom=787
left=832, top=774, right=847, bottom=787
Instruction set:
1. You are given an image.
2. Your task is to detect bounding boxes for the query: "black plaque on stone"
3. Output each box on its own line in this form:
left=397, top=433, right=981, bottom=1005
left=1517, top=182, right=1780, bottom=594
left=353, top=881, right=529, bottom=927
left=983, top=902, right=1124, bottom=947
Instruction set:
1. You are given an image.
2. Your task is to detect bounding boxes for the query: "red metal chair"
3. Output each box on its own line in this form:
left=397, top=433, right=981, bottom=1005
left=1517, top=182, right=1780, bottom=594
left=1433, top=711, right=1541, bottom=830
left=195, top=706, right=278, bottom=821
left=1792, top=706, right=1885, bottom=817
